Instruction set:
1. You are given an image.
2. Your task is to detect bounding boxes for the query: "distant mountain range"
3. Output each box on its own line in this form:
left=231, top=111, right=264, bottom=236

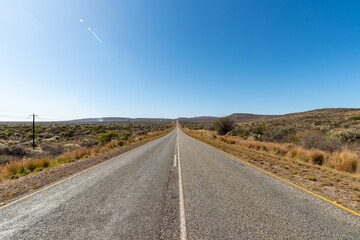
left=226, top=113, right=280, bottom=122
left=177, top=116, right=219, bottom=122
left=70, top=114, right=279, bottom=123
left=69, top=117, right=173, bottom=123
left=68, top=108, right=360, bottom=123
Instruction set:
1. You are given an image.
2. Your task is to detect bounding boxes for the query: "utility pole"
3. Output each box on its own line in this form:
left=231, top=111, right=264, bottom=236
left=28, top=113, right=39, bottom=149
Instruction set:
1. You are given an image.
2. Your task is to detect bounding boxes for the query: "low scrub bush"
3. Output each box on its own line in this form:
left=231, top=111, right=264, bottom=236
left=329, top=129, right=360, bottom=142
left=300, top=132, right=341, bottom=152
left=61, top=130, right=74, bottom=138
left=121, top=133, right=131, bottom=140
left=98, top=131, right=119, bottom=144
left=42, top=144, right=65, bottom=156
left=0, top=145, right=27, bottom=157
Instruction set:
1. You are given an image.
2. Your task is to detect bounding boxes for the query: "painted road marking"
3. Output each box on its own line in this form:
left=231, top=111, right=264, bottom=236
left=177, top=129, right=187, bottom=240
left=183, top=130, right=360, bottom=218
left=174, top=155, right=177, bottom=167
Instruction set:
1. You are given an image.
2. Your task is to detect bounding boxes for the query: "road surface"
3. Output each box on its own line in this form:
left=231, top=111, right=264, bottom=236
left=0, top=125, right=360, bottom=239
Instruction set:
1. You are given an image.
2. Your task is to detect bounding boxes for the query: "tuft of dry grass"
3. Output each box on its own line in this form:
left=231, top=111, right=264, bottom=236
left=73, top=147, right=91, bottom=160
left=1, top=161, right=25, bottom=179
left=309, top=149, right=326, bottom=165
left=0, top=157, right=52, bottom=180
left=331, top=149, right=359, bottom=173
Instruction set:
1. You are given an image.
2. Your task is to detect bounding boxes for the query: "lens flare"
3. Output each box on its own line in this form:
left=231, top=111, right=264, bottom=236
left=89, top=30, right=103, bottom=44
left=80, top=18, right=103, bottom=44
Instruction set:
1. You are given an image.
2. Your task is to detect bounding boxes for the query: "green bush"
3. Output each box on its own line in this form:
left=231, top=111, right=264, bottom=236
left=61, top=130, right=74, bottom=138
left=122, top=132, right=131, bottom=140
left=251, top=125, right=265, bottom=135
left=231, top=128, right=249, bottom=138
left=349, top=116, right=360, bottom=121
left=213, top=117, right=235, bottom=135
left=98, top=131, right=119, bottom=144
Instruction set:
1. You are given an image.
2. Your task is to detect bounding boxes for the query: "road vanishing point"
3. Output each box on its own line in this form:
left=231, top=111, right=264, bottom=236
left=1, top=125, right=360, bottom=239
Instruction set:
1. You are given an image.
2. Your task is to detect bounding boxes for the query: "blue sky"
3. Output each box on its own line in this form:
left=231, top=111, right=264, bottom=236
left=1, top=0, right=360, bottom=121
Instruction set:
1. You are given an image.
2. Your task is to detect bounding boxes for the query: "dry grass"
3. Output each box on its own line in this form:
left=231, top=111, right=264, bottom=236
left=331, top=149, right=359, bottom=173
left=182, top=127, right=360, bottom=210
left=188, top=129, right=360, bottom=174
left=0, top=127, right=174, bottom=182
left=0, top=157, right=51, bottom=180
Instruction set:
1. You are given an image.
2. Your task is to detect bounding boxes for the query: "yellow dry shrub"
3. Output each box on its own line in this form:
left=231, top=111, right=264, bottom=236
left=73, top=147, right=91, bottom=160
left=335, top=149, right=359, bottom=173
left=24, top=158, right=43, bottom=171
left=309, top=149, right=327, bottom=165
left=90, top=146, right=101, bottom=155
left=287, top=147, right=299, bottom=159
left=1, top=161, right=24, bottom=179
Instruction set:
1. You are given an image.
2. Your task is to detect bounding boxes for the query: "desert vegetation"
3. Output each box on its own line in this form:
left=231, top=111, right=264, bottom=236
left=181, top=109, right=360, bottom=209
left=0, top=121, right=173, bottom=182
left=181, top=109, right=360, bottom=173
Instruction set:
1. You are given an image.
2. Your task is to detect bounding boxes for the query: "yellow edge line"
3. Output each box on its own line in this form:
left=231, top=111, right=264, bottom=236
left=183, top=130, right=360, bottom=217
left=0, top=131, right=171, bottom=211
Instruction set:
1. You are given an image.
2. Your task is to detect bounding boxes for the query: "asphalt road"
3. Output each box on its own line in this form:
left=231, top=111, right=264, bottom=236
left=0, top=125, right=360, bottom=239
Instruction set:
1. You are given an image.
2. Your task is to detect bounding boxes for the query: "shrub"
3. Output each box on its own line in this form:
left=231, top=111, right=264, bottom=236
left=213, top=117, right=235, bottom=135
left=335, top=149, right=359, bottom=173
left=251, top=125, right=265, bottom=135
left=0, top=155, right=10, bottom=165
left=231, top=128, right=249, bottom=138
left=349, top=116, right=360, bottom=121
left=80, top=140, right=98, bottom=148
left=300, top=132, right=341, bottom=152
left=309, top=149, right=325, bottom=165
left=329, top=129, right=360, bottom=142
left=121, top=132, right=131, bottom=140
left=98, top=131, right=119, bottom=144
left=25, top=159, right=38, bottom=172
left=287, top=147, right=299, bottom=158
left=73, top=147, right=91, bottom=160
left=57, top=152, right=73, bottom=163
left=0, top=132, right=9, bottom=139
left=42, top=144, right=65, bottom=156
left=61, top=130, right=74, bottom=138
left=0, top=145, right=28, bottom=157
left=26, top=132, right=36, bottom=138
left=263, top=127, right=297, bottom=143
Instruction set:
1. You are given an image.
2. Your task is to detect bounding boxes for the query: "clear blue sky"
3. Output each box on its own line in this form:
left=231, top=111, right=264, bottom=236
left=1, top=0, right=360, bottom=121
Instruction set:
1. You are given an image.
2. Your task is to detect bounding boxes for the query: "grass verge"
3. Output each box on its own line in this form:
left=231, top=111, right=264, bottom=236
left=182, top=128, right=360, bottom=211
left=0, top=127, right=174, bottom=203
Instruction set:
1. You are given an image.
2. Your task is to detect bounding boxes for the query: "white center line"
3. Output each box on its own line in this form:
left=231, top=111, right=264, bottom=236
left=174, top=154, right=177, bottom=167
left=177, top=130, right=187, bottom=240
